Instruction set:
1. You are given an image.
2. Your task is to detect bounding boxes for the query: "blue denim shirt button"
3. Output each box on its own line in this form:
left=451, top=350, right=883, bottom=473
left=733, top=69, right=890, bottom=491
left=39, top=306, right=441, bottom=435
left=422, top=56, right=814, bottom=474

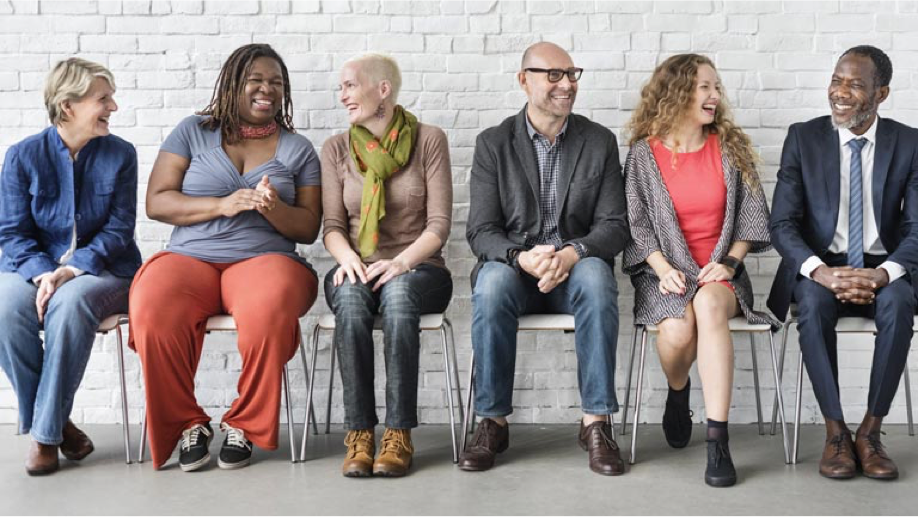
left=75, top=214, right=82, bottom=221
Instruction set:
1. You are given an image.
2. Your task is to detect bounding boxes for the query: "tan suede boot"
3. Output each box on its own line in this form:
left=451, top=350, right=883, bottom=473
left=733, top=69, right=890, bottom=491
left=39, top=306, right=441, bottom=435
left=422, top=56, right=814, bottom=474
left=373, top=428, right=413, bottom=477
left=341, top=429, right=375, bottom=478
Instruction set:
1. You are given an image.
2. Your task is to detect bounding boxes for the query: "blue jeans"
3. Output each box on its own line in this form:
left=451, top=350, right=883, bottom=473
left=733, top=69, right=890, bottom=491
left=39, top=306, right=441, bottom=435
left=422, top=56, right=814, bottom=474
left=325, top=264, right=453, bottom=430
left=471, top=258, right=620, bottom=417
left=0, top=271, right=130, bottom=444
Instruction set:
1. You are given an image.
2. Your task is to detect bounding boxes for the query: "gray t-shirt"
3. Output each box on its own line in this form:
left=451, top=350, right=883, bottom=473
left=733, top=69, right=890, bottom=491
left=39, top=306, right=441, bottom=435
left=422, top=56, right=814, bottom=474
left=160, top=115, right=320, bottom=267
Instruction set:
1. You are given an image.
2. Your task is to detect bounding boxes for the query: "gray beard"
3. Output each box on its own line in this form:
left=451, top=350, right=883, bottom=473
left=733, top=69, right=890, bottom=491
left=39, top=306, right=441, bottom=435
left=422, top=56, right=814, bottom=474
left=830, top=100, right=877, bottom=131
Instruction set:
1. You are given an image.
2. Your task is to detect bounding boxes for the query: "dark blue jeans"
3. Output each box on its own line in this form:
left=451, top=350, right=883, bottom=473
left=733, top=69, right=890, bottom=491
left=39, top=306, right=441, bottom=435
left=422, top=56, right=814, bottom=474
left=325, top=263, right=452, bottom=430
left=471, top=258, right=620, bottom=417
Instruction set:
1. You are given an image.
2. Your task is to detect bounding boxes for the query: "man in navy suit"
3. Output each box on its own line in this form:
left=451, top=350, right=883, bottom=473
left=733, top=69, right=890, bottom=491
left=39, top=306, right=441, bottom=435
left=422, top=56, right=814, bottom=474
left=769, top=46, right=918, bottom=481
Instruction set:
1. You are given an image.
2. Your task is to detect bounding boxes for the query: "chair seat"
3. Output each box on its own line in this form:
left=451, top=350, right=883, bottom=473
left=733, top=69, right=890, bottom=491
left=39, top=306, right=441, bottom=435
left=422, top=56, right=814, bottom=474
left=316, top=313, right=446, bottom=331
left=97, top=314, right=128, bottom=333
left=643, top=316, right=771, bottom=333
left=517, top=314, right=576, bottom=331
left=204, top=315, right=239, bottom=332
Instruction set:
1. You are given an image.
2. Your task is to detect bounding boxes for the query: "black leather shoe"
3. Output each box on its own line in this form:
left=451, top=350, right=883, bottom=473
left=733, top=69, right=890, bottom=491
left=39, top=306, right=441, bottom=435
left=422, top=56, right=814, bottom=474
left=705, top=438, right=737, bottom=487
left=458, top=418, right=509, bottom=472
left=662, top=379, right=693, bottom=448
left=578, top=419, right=625, bottom=476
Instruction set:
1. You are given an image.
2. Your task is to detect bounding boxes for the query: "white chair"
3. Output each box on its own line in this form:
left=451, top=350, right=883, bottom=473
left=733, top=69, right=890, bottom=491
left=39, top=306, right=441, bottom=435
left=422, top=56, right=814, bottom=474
left=300, top=313, right=462, bottom=463
left=18, top=314, right=132, bottom=464
left=769, top=307, right=916, bottom=464
left=137, top=315, right=314, bottom=464
left=458, top=315, right=621, bottom=454
left=619, top=317, right=790, bottom=465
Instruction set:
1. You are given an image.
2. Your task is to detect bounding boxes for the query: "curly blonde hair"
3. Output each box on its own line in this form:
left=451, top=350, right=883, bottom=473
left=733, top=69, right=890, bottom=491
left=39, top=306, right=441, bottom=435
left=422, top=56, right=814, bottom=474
left=625, top=53, right=760, bottom=188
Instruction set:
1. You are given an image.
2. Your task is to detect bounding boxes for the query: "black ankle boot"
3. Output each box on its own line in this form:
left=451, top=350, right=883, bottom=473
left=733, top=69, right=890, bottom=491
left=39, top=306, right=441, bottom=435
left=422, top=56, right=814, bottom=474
left=662, top=378, right=693, bottom=448
left=704, top=438, right=737, bottom=487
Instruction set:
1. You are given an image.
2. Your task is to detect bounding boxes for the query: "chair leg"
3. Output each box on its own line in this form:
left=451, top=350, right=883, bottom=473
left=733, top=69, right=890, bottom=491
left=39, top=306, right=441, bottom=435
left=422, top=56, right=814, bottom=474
left=300, top=324, right=322, bottom=461
left=282, top=364, right=296, bottom=463
left=767, top=330, right=790, bottom=464
left=444, top=319, right=464, bottom=427
left=619, top=324, right=641, bottom=436
left=324, top=334, right=337, bottom=435
left=440, top=325, right=459, bottom=463
left=138, top=409, right=147, bottom=464
left=793, top=348, right=805, bottom=464
left=630, top=328, right=649, bottom=465
left=750, top=333, right=764, bottom=435
left=297, top=333, right=319, bottom=436
left=115, top=327, right=132, bottom=464
left=771, top=320, right=792, bottom=435
left=460, top=351, right=476, bottom=455
left=904, top=366, right=914, bottom=437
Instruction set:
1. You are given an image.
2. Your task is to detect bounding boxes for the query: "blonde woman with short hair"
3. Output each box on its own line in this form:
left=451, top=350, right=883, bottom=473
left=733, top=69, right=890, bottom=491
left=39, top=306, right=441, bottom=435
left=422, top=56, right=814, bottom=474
left=0, top=58, right=141, bottom=475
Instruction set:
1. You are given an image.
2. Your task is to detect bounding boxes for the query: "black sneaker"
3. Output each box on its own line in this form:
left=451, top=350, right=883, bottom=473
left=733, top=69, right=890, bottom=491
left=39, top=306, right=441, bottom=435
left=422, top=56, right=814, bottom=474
left=662, top=378, right=693, bottom=448
left=178, top=423, right=213, bottom=472
left=705, top=438, right=737, bottom=487
left=218, top=423, right=253, bottom=470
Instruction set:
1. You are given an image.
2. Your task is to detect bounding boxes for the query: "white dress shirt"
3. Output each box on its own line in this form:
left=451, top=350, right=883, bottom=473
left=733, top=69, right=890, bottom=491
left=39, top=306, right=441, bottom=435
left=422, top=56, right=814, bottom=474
left=800, top=116, right=905, bottom=281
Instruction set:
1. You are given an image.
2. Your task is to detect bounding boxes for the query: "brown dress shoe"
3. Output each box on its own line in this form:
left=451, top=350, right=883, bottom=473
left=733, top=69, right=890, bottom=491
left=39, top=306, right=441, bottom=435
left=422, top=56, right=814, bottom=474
left=373, top=428, right=414, bottom=477
left=458, top=418, right=509, bottom=472
left=60, top=421, right=94, bottom=461
left=341, top=429, right=375, bottom=478
left=26, top=441, right=60, bottom=476
left=855, top=416, right=898, bottom=480
left=819, top=419, right=856, bottom=479
left=578, top=419, right=625, bottom=476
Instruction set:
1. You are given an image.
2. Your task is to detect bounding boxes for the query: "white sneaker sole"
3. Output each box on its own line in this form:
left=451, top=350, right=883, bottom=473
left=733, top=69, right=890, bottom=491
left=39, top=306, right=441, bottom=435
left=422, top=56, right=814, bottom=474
left=179, top=452, right=211, bottom=472
left=217, top=456, right=251, bottom=470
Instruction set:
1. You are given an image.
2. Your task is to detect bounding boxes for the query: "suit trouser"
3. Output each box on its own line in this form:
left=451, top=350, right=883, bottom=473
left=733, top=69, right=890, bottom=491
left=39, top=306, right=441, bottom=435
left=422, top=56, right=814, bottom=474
left=129, top=252, right=318, bottom=469
left=793, top=253, right=915, bottom=421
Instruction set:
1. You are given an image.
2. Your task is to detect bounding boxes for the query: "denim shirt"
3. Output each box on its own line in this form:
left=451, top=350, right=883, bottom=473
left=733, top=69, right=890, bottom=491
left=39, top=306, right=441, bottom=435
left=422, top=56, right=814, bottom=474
left=0, top=126, right=142, bottom=281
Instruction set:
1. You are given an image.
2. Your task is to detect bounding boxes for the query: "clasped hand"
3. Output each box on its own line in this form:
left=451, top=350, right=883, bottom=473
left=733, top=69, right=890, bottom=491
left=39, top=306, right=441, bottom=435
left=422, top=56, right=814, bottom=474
left=658, top=263, right=735, bottom=296
left=219, top=175, right=278, bottom=218
left=812, top=265, right=889, bottom=305
left=35, top=267, right=75, bottom=323
left=518, top=245, right=578, bottom=294
left=333, top=255, right=411, bottom=292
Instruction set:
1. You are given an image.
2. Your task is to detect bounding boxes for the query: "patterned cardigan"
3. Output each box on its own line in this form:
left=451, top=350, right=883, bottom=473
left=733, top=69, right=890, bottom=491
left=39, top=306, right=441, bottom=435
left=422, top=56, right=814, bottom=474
left=622, top=138, right=780, bottom=329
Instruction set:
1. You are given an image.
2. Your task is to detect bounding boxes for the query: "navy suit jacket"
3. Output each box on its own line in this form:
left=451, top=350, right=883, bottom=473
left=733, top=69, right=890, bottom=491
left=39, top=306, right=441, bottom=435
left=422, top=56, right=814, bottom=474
left=767, top=116, right=918, bottom=321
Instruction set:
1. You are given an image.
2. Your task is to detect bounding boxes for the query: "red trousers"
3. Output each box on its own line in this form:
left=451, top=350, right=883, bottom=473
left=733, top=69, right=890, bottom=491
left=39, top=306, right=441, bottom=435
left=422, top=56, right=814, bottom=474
left=129, top=252, right=317, bottom=469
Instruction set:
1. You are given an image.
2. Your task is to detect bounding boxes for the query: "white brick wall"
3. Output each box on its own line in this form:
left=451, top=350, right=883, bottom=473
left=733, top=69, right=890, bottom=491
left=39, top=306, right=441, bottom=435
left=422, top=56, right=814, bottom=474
left=0, top=0, right=916, bottom=427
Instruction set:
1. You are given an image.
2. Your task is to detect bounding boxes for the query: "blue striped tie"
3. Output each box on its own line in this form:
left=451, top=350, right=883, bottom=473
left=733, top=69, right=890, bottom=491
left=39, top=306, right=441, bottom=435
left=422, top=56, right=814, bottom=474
left=847, top=138, right=867, bottom=268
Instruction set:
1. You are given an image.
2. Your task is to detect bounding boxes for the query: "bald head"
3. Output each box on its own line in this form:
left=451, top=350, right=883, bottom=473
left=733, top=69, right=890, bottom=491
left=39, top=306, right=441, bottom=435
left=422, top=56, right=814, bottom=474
left=521, top=42, right=573, bottom=70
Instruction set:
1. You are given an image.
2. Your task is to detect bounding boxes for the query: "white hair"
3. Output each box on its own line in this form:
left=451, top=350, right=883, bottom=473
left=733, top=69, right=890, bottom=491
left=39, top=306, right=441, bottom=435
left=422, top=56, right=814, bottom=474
left=345, top=53, right=402, bottom=103
left=44, top=58, right=116, bottom=125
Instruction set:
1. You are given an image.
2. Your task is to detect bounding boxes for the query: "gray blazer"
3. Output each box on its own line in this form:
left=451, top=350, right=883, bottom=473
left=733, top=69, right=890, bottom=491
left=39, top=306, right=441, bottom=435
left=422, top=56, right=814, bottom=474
left=466, top=107, right=629, bottom=288
left=622, top=138, right=779, bottom=328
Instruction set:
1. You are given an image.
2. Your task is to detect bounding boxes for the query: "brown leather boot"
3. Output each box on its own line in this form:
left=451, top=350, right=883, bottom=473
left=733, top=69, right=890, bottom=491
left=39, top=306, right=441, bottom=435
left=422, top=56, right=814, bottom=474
left=373, top=428, right=414, bottom=477
left=26, top=440, right=60, bottom=476
left=341, top=429, right=375, bottom=478
left=578, top=419, right=625, bottom=476
left=855, top=414, right=898, bottom=480
left=819, top=419, right=856, bottom=479
left=60, top=421, right=94, bottom=461
left=458, top=418, right=509, bottom=472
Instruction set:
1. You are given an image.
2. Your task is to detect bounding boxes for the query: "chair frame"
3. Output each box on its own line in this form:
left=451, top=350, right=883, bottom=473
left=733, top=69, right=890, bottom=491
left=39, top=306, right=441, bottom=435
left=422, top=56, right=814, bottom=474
left=618, top=317, right=790, bottom=465
left=300, top=313, right=463, bottom=463
left=768, top=308, right=915, bottom=464
left=459, top=315, right=621, bottom=455
left=136, top=316, right=314, bottom=464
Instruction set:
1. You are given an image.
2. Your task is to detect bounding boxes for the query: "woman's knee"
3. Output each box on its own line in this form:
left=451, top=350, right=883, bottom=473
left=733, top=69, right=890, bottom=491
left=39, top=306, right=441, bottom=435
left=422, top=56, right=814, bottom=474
left=692, top=285, right=735, bottom=325
left=656, top=316, right=696, bottom=352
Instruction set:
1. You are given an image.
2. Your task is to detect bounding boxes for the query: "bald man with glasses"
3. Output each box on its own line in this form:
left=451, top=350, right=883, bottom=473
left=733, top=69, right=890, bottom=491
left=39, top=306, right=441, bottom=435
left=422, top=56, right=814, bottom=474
left=462, top=42, right=629, bottom=475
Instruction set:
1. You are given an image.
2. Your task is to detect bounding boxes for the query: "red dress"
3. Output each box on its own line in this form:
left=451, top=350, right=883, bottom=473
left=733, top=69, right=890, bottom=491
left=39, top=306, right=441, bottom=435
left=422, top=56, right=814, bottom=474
left=650, top=134, right=731, bottom=289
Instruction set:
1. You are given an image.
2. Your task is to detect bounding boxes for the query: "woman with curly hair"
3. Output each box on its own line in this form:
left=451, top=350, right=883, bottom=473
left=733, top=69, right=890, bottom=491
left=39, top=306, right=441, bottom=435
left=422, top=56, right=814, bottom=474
left=622, top=54, right=777, bottom=487
left=129, top=44, right=321, bottom=471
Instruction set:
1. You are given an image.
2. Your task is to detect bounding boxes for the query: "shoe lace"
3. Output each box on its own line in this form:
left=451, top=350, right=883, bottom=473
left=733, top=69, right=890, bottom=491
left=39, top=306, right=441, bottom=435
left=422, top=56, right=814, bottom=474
left=344, top=429, right=374, bottom=457
left=220, top=423, right=251, bottom=451
left=470, top=420, right=498, bottom=449
left=708, top=440, right=731, bottom=468
left=863, top=431, right=889, bottom=459
left=592, top=421, right=619, bottom=451
left=181, top=424, right=210, bottom=452
left=827, top=433, right=850, bottom=456
left=381, top=429, right=413, bottom=455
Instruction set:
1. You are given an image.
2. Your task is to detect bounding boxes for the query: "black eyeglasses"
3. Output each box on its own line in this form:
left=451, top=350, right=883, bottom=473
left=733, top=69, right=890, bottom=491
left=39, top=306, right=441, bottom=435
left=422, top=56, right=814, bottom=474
left=524, top=67, right=584, bottom=83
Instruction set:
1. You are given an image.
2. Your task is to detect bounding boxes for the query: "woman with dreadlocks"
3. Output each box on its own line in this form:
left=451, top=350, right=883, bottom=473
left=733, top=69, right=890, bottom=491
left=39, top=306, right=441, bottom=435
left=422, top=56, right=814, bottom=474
left=129, top=44, right=321, bottom=471
left=322, top=54, right=452, bottom=478
left=622, top=54, right=777, bottom=487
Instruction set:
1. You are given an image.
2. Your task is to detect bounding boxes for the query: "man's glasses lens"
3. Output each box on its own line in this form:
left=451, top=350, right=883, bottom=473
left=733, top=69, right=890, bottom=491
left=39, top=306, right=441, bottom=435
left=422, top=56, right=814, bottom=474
left=534, top=68, right=583, bottom=83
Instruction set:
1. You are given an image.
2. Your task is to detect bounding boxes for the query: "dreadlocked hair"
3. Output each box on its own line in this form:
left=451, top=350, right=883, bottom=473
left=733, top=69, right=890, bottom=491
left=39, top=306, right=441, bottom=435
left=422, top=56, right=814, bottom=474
left=197, top=43, right=295, bottom=145
left=625, top=53, right=760, bottom=190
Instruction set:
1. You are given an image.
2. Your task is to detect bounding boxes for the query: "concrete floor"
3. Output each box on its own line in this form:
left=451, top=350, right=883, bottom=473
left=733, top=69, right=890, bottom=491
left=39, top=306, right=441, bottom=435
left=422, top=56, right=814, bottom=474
left=0, top=424, right=915, bottom=515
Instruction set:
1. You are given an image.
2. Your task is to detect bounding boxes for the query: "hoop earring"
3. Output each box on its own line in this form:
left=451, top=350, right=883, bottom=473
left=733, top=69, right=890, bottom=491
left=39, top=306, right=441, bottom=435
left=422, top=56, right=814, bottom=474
left=375, top=103, right=386, bottom=119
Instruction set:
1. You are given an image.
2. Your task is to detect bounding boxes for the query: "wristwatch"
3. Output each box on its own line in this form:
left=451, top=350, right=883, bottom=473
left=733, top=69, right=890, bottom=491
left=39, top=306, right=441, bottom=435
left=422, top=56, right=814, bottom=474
left=718, top=255, right=743, bottom=278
